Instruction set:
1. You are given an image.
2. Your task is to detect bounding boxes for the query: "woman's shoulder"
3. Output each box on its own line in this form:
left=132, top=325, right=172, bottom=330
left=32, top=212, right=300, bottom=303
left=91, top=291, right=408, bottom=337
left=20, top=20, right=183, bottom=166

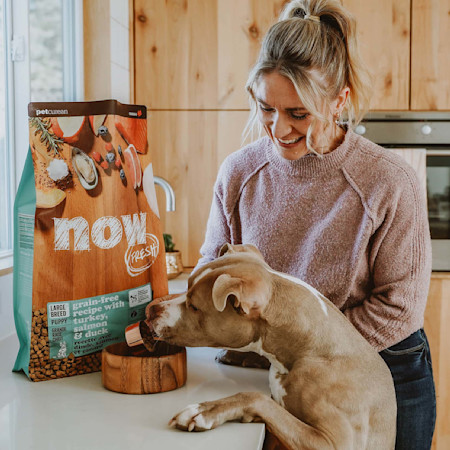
left=345, top=131, right=421, bottom=193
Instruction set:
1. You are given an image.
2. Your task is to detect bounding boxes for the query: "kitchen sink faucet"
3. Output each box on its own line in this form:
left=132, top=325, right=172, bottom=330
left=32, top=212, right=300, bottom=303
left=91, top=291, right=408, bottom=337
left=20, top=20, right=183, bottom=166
left=154, top=176, right=176, bottom=212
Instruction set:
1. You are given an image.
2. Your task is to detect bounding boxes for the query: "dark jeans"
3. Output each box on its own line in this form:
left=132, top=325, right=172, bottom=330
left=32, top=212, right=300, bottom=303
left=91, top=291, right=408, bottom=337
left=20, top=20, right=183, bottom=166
left=380, top=329, right=436, bottom=450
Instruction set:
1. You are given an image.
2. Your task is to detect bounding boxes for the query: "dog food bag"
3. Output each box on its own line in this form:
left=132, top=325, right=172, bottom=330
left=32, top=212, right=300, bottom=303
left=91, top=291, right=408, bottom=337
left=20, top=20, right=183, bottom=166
left=13, top=100, right=168, bottom=381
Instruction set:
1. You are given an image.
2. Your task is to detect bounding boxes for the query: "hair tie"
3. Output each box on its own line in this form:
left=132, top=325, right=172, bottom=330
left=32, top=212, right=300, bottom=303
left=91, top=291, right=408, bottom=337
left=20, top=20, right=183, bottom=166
left=304, top=14, right=320, bottom=23
left=292, top=8, right=320, bottom=23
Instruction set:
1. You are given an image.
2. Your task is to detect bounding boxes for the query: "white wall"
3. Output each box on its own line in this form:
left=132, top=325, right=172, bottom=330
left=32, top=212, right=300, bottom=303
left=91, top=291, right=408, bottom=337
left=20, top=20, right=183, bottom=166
left=110, top=0, right=130, bottom=104
left=0, top=272, right=14, bottom=340
left=0, top=0, right=28, bottom=341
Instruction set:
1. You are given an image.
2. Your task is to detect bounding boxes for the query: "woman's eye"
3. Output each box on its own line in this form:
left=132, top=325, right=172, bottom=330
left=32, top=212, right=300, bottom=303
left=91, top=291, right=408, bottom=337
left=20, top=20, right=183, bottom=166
left=291, top=112, right=309, bottom=120
left=259, top=104, right=274, bottom=113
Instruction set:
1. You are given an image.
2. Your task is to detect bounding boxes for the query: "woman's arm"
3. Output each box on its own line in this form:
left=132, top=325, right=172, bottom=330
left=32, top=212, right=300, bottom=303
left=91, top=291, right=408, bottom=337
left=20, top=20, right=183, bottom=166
left=194, top=189, right=232, bottom=272
left=342, top=171, right=432, bottom=351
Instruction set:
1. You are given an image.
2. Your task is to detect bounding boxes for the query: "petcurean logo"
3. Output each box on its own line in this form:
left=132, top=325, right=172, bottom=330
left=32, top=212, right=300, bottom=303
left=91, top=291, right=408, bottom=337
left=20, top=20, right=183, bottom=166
left=36, top=108, right=69, bottom=116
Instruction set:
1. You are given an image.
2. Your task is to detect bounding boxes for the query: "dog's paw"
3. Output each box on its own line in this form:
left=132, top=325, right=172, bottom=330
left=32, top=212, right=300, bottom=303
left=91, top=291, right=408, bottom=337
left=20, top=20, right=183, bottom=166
left=169, top=393, right=263, bottom=432
left=216, top=350, right=270, bottom=369
left=169, top=402, right=222, bottom=432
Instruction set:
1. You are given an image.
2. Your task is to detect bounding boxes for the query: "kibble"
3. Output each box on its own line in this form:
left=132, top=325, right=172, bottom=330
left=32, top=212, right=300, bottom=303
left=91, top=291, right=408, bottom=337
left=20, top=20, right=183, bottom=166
left=98, top=125, right=108, bottom=136
left=28, top=307, right=102, bottom=382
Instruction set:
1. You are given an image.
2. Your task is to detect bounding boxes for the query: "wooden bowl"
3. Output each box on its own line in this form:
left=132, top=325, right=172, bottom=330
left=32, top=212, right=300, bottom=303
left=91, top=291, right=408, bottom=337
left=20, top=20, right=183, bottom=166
left=102, top=342, right=187, bottom=394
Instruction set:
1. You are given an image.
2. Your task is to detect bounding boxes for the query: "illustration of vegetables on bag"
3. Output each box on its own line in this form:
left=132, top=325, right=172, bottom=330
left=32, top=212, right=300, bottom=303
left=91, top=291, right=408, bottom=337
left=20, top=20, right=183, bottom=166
left=13, top=100, right=168, bottom=381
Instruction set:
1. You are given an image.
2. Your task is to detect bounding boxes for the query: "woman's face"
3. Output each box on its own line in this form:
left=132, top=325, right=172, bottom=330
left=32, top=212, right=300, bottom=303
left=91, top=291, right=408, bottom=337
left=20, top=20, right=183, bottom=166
left=254, top=71, right=346, bottom=160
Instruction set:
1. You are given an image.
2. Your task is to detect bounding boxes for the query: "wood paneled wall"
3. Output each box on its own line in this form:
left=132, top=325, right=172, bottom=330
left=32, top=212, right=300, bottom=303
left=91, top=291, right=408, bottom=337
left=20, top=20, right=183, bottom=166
left=134, top=0, right=288, bottom=110
left=411, top=0, right=450, bottom=110
left=84, top=0, right=111, bottom=100
left=133, top=0, right=450, bottom=266
left=342, top=0, right=411, bottom=110
left=149, top=111, right=251, bottom=267
left=134, top=0, right=288, bottom=266
left=83, top=0, right=133, bottom=103
left=425, top=274, right=450, bottom=450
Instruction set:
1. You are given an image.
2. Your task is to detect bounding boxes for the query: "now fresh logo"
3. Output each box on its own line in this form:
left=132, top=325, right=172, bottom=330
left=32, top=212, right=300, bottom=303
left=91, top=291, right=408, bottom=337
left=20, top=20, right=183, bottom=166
left=53, top=212, right=160, bottom=277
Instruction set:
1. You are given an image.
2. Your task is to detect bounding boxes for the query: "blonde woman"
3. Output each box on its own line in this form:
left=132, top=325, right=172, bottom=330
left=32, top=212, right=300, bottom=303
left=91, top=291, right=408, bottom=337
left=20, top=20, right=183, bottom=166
left=195, top=0, right=435, bottom=448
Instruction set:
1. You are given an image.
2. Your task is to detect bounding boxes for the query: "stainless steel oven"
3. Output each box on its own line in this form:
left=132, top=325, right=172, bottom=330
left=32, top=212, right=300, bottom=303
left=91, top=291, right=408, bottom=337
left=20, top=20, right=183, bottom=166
left=355, top=112, right=450, bottom=271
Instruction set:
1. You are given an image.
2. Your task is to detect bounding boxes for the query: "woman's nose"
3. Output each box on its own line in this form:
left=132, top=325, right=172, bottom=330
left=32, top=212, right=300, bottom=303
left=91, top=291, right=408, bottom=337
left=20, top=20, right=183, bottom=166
left=272, top=113, right=292, bottom=138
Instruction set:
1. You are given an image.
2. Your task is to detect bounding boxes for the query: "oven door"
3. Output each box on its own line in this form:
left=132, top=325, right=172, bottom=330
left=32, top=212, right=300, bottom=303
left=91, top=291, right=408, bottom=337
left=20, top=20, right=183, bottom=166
left=427, top=150, right=450, bottom=271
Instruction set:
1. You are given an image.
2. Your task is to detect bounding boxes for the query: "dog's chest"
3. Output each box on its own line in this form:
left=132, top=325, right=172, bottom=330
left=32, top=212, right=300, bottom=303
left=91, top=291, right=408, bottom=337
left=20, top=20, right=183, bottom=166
left=269, top=367, right=287, bottom=407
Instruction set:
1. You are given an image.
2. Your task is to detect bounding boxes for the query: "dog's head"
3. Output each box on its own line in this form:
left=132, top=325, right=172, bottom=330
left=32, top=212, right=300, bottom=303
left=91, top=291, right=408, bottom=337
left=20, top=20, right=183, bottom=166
left=147, top=244, right=272, bottom=349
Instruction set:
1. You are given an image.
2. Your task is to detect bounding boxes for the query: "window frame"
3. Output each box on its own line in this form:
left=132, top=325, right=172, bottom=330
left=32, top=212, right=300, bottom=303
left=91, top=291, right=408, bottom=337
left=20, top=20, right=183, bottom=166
left=0, top=0, right=17, bottom=267
left=0, top=0, right=84, bottom=271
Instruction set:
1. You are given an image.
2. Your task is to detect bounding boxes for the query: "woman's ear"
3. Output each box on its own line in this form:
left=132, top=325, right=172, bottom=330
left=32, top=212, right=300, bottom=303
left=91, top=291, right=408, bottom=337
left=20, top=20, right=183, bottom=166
left=335, top=86, right=350, bottom=115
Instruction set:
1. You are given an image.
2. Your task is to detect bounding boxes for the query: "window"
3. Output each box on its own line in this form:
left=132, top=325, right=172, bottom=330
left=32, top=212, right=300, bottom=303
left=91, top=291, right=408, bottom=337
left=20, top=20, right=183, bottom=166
left=0, top=0, right=82, bottom=263
left=0, top=0, right=13, bottom=257
left=29, top=0, right=64, bottom=101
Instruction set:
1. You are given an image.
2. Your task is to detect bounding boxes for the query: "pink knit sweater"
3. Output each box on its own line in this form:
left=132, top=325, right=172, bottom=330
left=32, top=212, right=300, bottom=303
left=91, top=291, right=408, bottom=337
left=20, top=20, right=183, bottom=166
left=196, top=129, right=432, bottom=351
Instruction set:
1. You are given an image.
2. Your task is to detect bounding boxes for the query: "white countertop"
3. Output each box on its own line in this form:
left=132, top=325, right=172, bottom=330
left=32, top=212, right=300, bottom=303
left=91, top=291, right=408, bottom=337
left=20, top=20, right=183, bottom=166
left=0, top=274, right=270, bottom=450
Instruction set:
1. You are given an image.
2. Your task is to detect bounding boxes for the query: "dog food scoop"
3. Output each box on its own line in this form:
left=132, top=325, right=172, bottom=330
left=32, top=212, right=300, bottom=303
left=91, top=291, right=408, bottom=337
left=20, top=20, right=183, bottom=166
left=125, top=320, right=160, bottom=352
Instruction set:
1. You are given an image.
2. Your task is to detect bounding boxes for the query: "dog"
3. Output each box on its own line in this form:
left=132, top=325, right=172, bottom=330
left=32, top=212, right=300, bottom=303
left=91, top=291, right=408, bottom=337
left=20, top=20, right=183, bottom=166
left=146, top=243, right=397, bottom=449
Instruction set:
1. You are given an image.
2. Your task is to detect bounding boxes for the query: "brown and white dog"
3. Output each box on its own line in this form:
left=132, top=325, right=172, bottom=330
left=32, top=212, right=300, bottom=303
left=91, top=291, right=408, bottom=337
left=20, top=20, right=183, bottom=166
left=146, top=244, right=396, bottom=449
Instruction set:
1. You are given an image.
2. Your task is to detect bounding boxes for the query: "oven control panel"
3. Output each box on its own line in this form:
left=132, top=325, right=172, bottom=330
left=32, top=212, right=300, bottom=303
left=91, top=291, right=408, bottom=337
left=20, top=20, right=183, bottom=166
left=356, top=120, right=450, bottom=146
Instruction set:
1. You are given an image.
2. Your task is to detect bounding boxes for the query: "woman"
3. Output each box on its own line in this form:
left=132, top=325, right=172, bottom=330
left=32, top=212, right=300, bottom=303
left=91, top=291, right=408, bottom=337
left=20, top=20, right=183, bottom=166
left=194, top=0, right=435, bottom=448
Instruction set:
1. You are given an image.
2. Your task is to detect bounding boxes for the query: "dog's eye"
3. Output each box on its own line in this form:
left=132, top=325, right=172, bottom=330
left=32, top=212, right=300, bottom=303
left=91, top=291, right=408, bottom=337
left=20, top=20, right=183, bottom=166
left=188, top=303, right=199, bottom=312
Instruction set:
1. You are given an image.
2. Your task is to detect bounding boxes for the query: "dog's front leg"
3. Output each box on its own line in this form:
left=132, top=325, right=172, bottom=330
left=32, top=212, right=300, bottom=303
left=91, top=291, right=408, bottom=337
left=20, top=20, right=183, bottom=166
left=170, top=392, right=335, bottom=449
left=169, top=392, right=264, bottom=432
left=249, top=394, right=337, bottom=450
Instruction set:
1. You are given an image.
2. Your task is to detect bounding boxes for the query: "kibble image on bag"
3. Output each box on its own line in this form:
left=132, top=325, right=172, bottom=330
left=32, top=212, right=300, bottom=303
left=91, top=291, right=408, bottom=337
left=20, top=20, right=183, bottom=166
left=13, top=100, right=168, bottom=381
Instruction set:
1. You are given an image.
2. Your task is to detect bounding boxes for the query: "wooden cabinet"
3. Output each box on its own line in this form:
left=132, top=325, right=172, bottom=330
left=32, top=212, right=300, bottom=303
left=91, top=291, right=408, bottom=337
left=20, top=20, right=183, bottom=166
left=411, top=0, right=450, bottom=110
left=149, top=111, right=250, bottom=266
left=133, top=0, right=450, bottom=264
left=134, top=0, right=288, bottom=110
left=342, top=0, right=410, bottom=110
left=344, top=0, right=450, bottom=110
left=424, top=273, right=450, bottom=450
left=134, top=0, right=286, bottom=266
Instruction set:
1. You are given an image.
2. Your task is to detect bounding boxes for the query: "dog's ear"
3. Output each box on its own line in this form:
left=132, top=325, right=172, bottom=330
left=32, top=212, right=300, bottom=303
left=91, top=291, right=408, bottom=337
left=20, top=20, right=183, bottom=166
left=218, top=243, right=233, bottom=257
left=218, top=243, right=265, bottom=261
left=212, top=274, right=242, bottom=312
left=240, top=244, right=265, bottom=260
left=212, top=273, right=269, bottom=316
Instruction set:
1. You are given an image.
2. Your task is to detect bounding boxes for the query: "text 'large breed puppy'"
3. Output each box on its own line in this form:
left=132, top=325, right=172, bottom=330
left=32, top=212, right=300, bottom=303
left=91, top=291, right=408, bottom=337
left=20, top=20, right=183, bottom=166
left=146, top=243, right=396, bottom=450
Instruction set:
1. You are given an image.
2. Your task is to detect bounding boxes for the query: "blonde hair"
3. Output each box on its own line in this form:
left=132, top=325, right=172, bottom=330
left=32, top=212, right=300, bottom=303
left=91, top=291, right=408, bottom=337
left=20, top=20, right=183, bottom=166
left=244, top=0, right=372, bottom=153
